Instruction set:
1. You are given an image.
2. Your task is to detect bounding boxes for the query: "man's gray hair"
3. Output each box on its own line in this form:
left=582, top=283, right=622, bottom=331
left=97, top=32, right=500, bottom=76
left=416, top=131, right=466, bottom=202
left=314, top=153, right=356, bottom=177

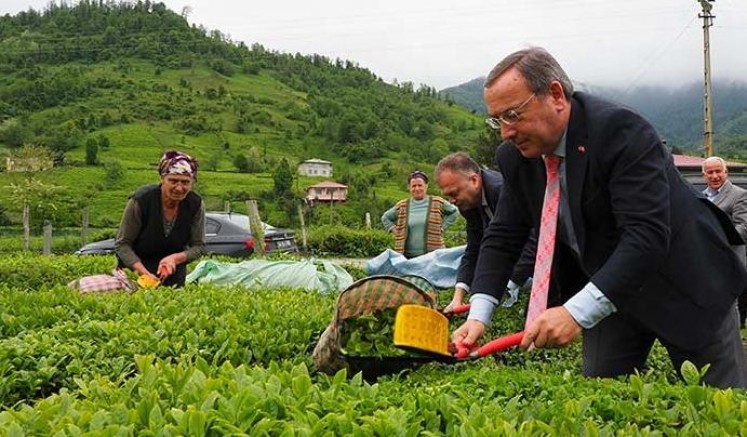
left=484, top=47, right=574, bottom=99
left=435, top=152, right=481, bottom=177
left=702, top=156, right=728, bottom=173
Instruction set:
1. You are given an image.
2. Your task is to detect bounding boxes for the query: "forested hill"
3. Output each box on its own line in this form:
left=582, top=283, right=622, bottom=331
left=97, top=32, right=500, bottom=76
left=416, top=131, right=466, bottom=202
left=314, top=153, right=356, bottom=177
left=0, top=0, right=487, bottom=172
left=439, top=78, right=486, bottom=115
left=441, top=77, right=747, bottom=158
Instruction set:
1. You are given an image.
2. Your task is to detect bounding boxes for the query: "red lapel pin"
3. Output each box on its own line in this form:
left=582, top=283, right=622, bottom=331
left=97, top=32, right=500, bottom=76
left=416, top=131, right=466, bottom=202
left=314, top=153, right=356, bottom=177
left=577, top=145, right=586, bottom=153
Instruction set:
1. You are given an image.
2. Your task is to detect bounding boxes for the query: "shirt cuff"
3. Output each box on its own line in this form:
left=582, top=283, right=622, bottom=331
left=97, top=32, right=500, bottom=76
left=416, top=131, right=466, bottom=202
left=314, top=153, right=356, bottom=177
left=467, top=294, right=500, bottom=326
left=455, top=282, right=470, bottom=292
left=506, top=280, right=520, bottom=292
left=563, top=282, right=617, bottom=329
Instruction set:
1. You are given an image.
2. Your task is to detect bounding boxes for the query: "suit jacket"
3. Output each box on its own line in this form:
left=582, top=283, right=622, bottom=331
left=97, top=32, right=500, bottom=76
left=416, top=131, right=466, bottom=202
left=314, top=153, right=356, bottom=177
left=706, top=180, right=747, bottom=241
left=705, top=180, right=747, bottom=265
left=456, top=169, right=536, bottom=287
left=470, top=92, right=747, bottom=350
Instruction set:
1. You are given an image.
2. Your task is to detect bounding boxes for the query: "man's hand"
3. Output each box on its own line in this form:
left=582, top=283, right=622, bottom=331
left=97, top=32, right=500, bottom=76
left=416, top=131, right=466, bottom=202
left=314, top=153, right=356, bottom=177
left=442, top=287, right=466, bottom=314
left=520, top=306, right=581, bottom=350
left=451, top=319, right=486, bottom=348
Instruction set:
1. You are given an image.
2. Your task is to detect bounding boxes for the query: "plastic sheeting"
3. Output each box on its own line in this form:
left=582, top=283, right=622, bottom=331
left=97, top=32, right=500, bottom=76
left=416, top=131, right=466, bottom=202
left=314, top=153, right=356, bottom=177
left=186, top=258, right=354, bottom=294
left=365, top=246, right=465, bottom=290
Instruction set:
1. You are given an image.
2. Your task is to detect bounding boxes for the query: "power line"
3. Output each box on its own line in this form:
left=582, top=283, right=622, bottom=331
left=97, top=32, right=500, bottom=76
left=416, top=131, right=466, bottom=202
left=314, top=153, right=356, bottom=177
left=614, top=15, right=698, bottom=100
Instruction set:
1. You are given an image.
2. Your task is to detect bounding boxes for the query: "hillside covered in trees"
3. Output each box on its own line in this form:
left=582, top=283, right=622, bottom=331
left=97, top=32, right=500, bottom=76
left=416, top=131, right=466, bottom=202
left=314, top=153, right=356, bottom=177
left=0, top=0, right=495, bottom=229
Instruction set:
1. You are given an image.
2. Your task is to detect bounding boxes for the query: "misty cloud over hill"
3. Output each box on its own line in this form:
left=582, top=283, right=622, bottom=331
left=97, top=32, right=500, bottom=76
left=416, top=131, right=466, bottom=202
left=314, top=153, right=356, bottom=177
left=440, top=78, right=747, bottom=153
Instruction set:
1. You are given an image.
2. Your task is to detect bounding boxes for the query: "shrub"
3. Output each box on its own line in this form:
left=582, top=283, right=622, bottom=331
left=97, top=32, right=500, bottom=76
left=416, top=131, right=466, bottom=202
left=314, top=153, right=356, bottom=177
left=306, top=225, right=392, bottom=257
left=103, top=159, right=124, bottom=185
left=0, top=254, right=116, bottom=289
left=233, top=154, right=250, bottom=173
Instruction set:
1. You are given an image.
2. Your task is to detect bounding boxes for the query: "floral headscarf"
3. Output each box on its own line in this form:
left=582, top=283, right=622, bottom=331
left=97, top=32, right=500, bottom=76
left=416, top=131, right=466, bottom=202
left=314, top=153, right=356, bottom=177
left=158, top=150, right=198, bottom=180
left=408, top=170, right=429, bottom=184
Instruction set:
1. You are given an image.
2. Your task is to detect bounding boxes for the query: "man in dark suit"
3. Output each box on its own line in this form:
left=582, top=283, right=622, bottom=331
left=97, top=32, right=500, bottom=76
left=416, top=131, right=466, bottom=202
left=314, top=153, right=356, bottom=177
left=434, top=152, right=536, bottom=312
left=452, top=47, right=747, bottom=388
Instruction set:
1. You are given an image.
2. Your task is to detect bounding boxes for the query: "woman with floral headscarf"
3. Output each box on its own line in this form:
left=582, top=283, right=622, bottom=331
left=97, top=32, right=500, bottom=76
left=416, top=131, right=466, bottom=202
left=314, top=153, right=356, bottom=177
left=115, top=150, right=206, bottom=287
left=381, top=170, right=458, bottom=258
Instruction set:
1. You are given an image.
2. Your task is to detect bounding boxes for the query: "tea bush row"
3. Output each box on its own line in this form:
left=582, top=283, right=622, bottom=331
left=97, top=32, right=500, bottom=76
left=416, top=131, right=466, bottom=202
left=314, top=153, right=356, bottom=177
left=1, top=357, right=745, bottom=435
left=0, top=283, right=333, bottom=406
left=0, top=254, right=742, bottom=435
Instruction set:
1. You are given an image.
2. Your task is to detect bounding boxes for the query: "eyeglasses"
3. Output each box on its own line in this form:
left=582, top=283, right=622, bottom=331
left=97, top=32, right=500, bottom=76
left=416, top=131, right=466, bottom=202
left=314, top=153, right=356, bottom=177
left=485, top=93, right=536, bottom=130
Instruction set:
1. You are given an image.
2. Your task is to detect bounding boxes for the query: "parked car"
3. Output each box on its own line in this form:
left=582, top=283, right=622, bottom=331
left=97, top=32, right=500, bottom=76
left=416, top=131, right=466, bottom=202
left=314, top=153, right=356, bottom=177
left=75, top=212, right=298, bottom=257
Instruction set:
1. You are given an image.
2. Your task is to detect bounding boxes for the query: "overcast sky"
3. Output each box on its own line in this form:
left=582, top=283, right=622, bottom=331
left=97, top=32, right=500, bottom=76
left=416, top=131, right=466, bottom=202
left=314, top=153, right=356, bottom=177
left=3, top=0, right=746, bottom=91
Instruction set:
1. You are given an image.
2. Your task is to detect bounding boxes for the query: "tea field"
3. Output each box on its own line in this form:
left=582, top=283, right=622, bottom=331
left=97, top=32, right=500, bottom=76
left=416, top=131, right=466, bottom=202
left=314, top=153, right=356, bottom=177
left=1, top=254, right=746, bottom=435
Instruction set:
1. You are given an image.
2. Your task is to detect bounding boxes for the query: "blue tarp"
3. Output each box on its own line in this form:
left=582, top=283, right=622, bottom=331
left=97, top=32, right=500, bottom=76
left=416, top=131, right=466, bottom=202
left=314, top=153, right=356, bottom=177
left=365, top=245, right=465, bottom=290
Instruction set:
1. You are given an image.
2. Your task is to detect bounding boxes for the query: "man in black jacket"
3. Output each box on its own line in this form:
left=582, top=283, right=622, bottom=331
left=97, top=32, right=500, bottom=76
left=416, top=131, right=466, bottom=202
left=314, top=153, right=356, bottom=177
left=452, top=47, right=747, bottom=388
left=435, top=152, right=536, bottom=312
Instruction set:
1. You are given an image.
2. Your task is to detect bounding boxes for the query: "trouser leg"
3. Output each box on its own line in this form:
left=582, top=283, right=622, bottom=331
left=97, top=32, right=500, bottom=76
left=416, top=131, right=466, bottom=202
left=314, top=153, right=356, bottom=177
left=663, top=305, right=747, bottom=389
left=738, top=288, right=747, bottom=329
left=582, top=312, right=656, bottom=378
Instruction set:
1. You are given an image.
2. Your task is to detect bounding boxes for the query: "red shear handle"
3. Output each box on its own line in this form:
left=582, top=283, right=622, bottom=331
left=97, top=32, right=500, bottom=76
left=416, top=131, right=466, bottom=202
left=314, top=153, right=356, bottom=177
left=450, top=304, right=471, bottom=314
left=474, top=331, right=524, bottom=358
left=453, top=342, right=474, bottom=359
left=451, top=330, right=523, bottom=359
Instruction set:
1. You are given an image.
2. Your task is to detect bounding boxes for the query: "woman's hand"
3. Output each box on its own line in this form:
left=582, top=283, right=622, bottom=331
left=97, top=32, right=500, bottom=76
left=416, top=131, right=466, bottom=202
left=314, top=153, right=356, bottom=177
left=133, top=262, right=157, bottom=279
left=157, top=263, right=173, bottom=280
left=158, top=254, right=182, bottom=280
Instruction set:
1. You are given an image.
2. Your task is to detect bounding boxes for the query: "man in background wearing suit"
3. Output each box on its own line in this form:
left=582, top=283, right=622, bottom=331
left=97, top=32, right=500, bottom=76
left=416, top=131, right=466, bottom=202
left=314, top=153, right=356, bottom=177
left=703, top=156, right=747, bottom=328
left=434, top=152, right=536, bottom=313
left=452, top=47, right=747, bottom=388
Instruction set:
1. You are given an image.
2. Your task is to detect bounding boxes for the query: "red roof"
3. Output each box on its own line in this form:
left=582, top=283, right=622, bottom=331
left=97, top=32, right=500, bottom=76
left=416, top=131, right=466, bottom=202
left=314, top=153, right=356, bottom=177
left=673, top=154, right=746, bottom=170
left=308, top=181, right=347, bottom=188
left=673, top=154, right=707, bottom=167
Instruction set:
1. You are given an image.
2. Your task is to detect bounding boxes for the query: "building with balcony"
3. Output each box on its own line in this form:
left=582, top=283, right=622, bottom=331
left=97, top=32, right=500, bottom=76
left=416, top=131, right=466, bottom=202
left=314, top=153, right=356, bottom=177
left=298, top=158, right=332, bottom=177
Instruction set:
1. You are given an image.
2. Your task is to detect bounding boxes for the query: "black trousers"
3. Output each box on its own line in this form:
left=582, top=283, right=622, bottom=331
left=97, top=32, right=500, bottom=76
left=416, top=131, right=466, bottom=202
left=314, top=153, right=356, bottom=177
left=739, top=288, right=747, bottom=328
left=582, top=305, right=747, bottom=389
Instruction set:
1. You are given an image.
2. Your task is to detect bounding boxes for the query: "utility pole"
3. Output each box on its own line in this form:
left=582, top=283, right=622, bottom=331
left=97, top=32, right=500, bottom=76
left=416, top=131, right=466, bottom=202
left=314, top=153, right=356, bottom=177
left=698, top=0, right=715, bottom=157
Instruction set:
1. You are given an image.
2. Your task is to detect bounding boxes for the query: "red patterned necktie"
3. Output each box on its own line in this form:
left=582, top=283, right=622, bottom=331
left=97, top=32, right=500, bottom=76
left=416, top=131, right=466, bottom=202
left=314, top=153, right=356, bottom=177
left=525, top=154, right=561, bottom=328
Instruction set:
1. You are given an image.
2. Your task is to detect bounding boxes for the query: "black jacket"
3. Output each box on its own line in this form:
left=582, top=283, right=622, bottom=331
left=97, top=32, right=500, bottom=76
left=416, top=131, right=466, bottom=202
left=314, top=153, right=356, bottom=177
left=470, top=92, right=746, bottom=350
left=456, top=169, right=536, bottom=288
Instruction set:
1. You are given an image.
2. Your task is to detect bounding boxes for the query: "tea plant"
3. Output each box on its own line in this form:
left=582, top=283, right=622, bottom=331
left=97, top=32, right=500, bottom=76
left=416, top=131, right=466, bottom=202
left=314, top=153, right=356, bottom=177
left=0, top=254, right=744, bottom=435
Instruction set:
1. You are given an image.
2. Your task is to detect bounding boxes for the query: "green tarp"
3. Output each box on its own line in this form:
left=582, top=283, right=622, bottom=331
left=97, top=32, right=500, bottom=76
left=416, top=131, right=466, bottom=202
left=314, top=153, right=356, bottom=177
left=186, top=258, right=354, bottom=294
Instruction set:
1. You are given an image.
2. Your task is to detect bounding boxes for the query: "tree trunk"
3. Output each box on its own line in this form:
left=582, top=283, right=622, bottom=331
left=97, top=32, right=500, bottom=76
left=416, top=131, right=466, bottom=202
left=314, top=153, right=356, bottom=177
left=43, top=220, right=52, bottom=255
left=81, top=206, right=90, bottom=246
left=297, top=203, right=307, bottom=252
left=246, top=200, right=265, bottom=258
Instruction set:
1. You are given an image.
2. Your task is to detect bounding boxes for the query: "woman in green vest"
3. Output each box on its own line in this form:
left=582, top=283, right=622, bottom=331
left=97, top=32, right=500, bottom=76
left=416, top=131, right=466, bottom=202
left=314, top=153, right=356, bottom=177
left=381, top=170, right=458, bottom=258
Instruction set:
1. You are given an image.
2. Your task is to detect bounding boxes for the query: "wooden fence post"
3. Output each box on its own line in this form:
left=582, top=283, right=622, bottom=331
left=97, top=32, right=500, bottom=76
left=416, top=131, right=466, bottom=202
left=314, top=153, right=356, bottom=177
left=22, top=203, right=30, bottom=251
left=246, top=200, right=265, bottom=257
left=81, top=206, right=90, bottom=246
left=43, top=220, right=52, bottom=255
left=224, top=200, right=231, bottom=212
left=297, top=203, right=307, bottom=251
left=365, top=212, right=371, bottom=229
